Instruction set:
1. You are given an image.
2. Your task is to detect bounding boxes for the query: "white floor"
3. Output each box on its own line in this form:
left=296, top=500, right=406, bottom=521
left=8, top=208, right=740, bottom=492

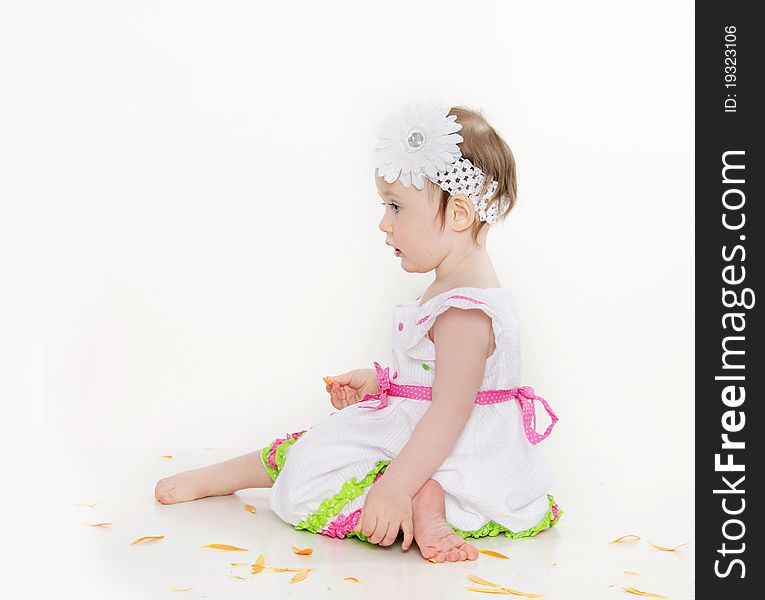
left=50, top=446, right=694, bottom=599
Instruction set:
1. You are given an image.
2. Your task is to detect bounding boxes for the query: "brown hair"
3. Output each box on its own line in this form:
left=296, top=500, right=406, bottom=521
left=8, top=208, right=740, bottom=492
left=428, top=105, right=518, bottom=245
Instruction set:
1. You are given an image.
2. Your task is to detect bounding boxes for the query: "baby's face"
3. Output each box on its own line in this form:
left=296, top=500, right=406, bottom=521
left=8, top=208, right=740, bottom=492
left=375, top=173, right=450, bottom=274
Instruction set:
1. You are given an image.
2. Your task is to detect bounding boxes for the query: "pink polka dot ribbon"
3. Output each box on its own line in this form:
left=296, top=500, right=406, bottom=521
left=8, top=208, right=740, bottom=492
left=360, top=362, right=559, bottom=444
left=359, top=361, right=393, bottom=410
left=510, top=385, right=559, bottom=445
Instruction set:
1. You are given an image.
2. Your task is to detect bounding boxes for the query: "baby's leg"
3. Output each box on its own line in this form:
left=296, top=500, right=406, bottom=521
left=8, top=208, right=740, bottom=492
left=411, top=479, right=479, bottom=562
left=155, top=450, right=273, bottom=505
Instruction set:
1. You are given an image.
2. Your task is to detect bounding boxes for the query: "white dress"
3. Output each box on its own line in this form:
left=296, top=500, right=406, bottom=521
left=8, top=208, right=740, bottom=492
left=262, top=286, right=563, bottom=541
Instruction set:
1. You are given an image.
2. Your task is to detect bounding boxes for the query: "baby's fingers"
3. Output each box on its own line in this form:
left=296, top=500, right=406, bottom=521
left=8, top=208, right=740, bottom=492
left=380, top=521, right=399, bottom=547
left=329, top=383, right=342, bottom=409
left=357, top=511, right=377, bottom=538
left=401, top=517, right=414, bottom=551
left=368, top=520, right=390, bottom=545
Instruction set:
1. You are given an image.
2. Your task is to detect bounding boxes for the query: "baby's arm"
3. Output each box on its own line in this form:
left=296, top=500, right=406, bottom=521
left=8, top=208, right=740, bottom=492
left=381, top=307, right=493, bottom=497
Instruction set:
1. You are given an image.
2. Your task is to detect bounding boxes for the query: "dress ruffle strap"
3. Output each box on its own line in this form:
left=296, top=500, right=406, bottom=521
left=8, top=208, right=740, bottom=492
left=360, top=361, right=559, bottom=445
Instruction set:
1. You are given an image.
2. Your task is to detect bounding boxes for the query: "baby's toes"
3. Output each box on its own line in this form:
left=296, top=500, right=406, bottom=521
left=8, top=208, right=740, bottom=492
left=445, top=547, right=461, bottom=561
left=154, top=478, right=177, bottom=504
left=457, top=547, right=468, bottom=561
left=464, top=543, right=479, bottom=560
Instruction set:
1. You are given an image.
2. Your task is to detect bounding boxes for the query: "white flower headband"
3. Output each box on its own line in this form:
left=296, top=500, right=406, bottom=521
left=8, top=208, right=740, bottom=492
left=372, top=101, right=510, bottom=225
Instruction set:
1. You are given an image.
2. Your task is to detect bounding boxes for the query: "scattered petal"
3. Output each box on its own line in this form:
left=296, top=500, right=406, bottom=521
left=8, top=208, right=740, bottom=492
left=609, top=534, right=641, bottom=544
left=624, top=571, right=641, bottom=576
left=267, top=567, right=315, bottom=573
left=623, top=586, right=666, bottom=598
left=478, top=549, right=509, bottom=559
left=84, top=522, right=112, bottom=528
left=74, top=502, right=99, bottom=508
left=230, top=563, right=248, bottom=567
left=344, top=577, right=362, bottom=583
left=230, top=575, right=246, bottom=580
left=468, top=575, right=501, bottom=588
left=169, top=588, right=192, bottom=592
left=647, top=541, right=690, bottom=552
left=159, top=455, right=173, bottom=459
left=291, top=546, right=313, bottom=555
left=465, top=586, right=511, bottom=595
left=251, top=554, right=265, bottom=574
left=427, top=557, right=439, bottom=563
left=130, top=535, right=165, bottom=545
left=244, top=504, right=256, bottom=515
left=290, top=571, right=309, bottom=583
left=199, top=544, right=248, bottom=552
left=498, top=587, right=543, bottom=598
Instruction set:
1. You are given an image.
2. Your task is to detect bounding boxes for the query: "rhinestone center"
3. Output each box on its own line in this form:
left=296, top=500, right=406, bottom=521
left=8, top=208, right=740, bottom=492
left=406, top=130, right=424, bottom=150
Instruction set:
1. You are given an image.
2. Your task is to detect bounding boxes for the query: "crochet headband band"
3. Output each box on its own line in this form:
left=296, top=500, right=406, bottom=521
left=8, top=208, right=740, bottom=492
left=372, top=101, right=510, bottom=225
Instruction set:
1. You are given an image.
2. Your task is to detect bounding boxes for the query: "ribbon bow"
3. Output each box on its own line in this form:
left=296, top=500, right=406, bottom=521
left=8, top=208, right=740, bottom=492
left=512, top=386, right=559, bottom=445
left=359, top=361, right=391, bottom=411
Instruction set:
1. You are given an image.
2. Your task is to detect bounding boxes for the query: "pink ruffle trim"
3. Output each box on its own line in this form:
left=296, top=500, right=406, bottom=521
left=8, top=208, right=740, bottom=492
left=318, top=471, right=384, bottom=538
left=551, top=503, right=560, bottom=521
left=320, top=509, right=362, bottom=539
left=267, top=430, right=306, bottom=470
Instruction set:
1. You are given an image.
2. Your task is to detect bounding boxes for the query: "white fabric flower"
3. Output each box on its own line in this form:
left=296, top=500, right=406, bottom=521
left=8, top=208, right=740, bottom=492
left=372, top=101, right=464, bottom=190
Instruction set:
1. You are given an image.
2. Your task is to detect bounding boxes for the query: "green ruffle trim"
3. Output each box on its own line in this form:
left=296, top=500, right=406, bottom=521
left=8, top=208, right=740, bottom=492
left=260, top=433, right=306, bottom=482
left=452, top=494, right=563, bottom=539
left=294, top=460, right=390, bottom=535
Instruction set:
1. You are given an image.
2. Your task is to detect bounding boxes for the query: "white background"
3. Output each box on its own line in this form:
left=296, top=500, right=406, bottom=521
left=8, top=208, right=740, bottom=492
left=2, top=1, right=693, bottom=597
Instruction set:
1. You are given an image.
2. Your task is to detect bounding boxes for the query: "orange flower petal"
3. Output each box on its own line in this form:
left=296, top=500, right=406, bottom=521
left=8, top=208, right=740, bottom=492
left=160, top=455, right=173, bottom=459
left=623, top=586, right=667, bottom=598
left=169, top=588, right=192, bottom=592
left=647, top=541, right=690, bottom=552
left=464, top=586, right=511, bottom=595
left=230, top=575, right=246, bottom=580
left=468, top=575, right=501, bottom=588
left=199, top=544, right=248, bottom=552
left=130, top=535, right=164, bottom=545
left=465, top=585, right=542, bottom=597
left=291, top=546, right=313, bottom=555
left=624, top=571, right=641, bottom=576
left=478, top=549, right=509, bottom=559
left=251, top=554, right=265, bottom=574
left=498, top=587, right=543, bottom=598
left=244, top=504, right=256, bottom=514
left=85, top=522, right=112, bottom=528
left=427, top=557, right=439, bottom=563
left=344, top=577, right=362, bottom=583
left=290, top=571, right=309, bottom=583
left=231, top=562, right=248, bottom=566
left=609, top=534, right=641, bottom=544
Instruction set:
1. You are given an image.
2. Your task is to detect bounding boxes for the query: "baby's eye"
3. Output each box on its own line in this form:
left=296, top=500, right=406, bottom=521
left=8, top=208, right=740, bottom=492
left=379, top=201, right=401, bottom=214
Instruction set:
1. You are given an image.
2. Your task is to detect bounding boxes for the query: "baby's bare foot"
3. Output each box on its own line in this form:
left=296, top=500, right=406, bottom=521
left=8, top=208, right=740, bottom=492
left=154, top=467, right=233, bottom=504
left=154, top=450, right=272, bottom=504
left=412, top=479, right=479, bottom=562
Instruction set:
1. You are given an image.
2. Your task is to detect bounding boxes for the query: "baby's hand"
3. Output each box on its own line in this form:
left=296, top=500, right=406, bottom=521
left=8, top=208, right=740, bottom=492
left=354, top=476, right=414, bottom=549
left=323, top=368, right=379, bottom=410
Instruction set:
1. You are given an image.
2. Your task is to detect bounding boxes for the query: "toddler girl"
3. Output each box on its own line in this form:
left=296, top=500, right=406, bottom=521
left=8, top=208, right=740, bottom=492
left=155, top=101, right=563, bottom=563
